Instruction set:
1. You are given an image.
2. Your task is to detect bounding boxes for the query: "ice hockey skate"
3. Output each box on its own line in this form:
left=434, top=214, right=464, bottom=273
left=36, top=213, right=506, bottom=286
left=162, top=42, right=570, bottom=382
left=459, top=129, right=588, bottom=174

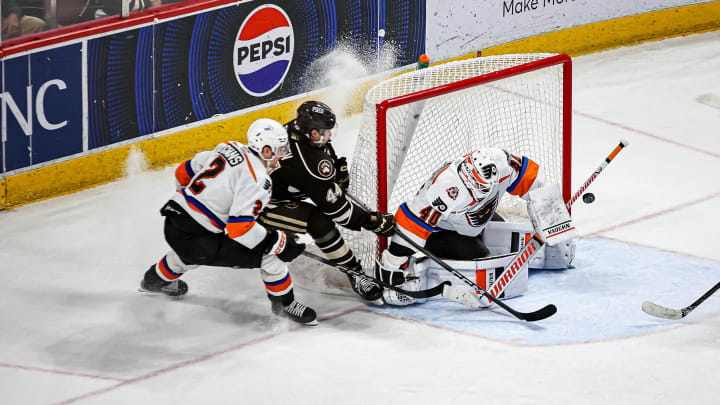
left=346, top=264, right=383, bottom=301
left=271, top=299, right=319, bottom=326
left=139, top=265, right=188, bottom=297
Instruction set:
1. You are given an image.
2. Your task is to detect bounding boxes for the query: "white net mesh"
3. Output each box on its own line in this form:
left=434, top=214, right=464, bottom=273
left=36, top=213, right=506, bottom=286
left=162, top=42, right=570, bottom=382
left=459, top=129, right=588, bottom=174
left=345, top=53, right=570, bottom=271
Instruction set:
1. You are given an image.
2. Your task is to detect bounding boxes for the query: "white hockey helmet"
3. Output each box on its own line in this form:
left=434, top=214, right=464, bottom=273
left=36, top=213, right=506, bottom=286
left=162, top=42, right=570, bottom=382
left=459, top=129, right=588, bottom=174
left=247, top=118, right=289, bottom=164
left=457, top=150, right=499, bottom=200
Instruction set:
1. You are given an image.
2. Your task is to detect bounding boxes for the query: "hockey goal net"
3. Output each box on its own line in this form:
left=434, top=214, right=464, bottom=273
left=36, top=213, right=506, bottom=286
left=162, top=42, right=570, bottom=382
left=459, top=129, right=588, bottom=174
left=344, top=53, right=572, bottom=271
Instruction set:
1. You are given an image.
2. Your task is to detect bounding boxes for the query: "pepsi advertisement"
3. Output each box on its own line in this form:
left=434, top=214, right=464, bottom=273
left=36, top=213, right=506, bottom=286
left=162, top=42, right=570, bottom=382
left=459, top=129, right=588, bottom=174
left=86, top=0, right=426, bottom=149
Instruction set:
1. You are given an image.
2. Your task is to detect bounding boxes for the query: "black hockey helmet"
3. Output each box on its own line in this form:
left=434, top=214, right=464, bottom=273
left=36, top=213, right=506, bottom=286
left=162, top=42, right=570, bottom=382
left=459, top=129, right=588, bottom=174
left=296, top=101, right=336, bottom=135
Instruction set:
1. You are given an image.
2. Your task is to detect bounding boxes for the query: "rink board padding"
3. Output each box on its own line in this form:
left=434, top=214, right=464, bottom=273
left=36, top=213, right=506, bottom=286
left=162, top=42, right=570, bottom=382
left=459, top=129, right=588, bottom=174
left=482, top=2, right=720, bottom=57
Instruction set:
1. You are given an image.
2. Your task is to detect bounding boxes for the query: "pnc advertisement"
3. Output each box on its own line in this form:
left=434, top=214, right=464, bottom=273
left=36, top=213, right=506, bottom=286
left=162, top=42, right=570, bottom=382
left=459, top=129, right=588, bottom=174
left=1, top=45, right=83, bottom=172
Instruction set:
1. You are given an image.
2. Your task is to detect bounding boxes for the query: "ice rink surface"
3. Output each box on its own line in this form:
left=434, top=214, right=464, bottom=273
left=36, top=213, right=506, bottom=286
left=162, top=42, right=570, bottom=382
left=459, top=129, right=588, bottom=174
left=1, top=31, right=720, bottom=404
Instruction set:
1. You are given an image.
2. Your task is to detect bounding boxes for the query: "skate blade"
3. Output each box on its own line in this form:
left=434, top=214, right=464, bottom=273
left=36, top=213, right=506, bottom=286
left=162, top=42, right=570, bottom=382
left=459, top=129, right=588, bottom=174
left=137, top=287, right=185, bottom=299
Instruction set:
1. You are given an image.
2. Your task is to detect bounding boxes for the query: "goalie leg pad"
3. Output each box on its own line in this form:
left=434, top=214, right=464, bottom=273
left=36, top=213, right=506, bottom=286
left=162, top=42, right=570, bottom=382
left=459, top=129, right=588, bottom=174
left=382, top=257, right=428, bottom=306
left=483, top=221, right=534, bottom=256
left=531, top=239, right=576, bottom=269
left=484, top=221, right=575, bottom=269
left=421, top=256, right=528, bottom=300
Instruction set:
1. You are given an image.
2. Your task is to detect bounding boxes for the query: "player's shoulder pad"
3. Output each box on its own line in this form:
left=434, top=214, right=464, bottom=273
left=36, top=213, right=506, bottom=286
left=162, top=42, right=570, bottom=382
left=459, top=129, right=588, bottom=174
left=425, top=168, right=468, bottom=214
left=289, top=136, right=336, bottom=181
left=494, top=148, right=520, bottom=180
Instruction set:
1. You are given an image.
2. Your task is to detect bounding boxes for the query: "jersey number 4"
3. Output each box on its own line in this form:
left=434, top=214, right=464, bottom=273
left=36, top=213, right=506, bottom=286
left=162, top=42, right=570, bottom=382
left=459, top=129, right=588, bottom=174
left=189, top=157, right=226, bottom=194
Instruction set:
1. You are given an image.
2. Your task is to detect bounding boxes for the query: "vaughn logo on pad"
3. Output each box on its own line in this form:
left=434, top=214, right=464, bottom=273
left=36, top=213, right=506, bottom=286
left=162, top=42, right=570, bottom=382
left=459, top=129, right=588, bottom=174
left=544, top=221, right=574, bottom=239
left=234, top=4, right=294, bottom=97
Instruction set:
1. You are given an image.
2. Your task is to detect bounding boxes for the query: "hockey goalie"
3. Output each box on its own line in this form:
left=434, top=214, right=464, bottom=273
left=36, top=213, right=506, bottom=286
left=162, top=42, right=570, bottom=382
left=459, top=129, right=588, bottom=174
left=377, top=148, right=578, bottom=307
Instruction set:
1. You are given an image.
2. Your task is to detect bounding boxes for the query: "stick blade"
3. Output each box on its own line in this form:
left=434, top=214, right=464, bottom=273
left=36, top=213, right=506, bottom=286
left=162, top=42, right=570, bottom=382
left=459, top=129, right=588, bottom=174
left=642, top=301, right=684, bottom=320
left=519, top=304, right=557, bottom=322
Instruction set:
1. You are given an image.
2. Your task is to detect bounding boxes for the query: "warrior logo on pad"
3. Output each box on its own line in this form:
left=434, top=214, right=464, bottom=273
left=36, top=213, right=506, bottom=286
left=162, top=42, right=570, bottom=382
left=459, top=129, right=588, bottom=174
left=233, top=5, right=294, bottom=97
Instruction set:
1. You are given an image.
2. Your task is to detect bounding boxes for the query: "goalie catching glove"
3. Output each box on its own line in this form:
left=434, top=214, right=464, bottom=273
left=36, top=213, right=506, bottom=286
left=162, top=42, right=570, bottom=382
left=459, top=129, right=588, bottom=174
left=362, top=212, right=395, bottom=237
left=263, top=230, right=306, bottom=262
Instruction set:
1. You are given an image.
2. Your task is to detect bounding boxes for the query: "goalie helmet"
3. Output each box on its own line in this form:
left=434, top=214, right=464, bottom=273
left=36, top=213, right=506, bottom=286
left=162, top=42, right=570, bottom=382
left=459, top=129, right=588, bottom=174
left=295, top=100, right=337, bottom=145
left=247, top=118, right=288, bottom=165
left=457, top=151, right=499, bottom=200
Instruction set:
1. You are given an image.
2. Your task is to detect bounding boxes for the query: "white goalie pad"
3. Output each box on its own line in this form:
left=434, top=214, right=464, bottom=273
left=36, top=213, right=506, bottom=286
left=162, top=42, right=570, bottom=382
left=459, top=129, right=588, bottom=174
left=527, top=183, right=578, bottom=246
left=484, top=221, right=575, bottom=269
left=413, top=255, right=528, bottom=300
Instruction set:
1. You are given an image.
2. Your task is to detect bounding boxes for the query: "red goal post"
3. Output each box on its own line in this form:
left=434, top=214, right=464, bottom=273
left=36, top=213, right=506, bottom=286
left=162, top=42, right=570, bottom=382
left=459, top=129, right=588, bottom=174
left=345, top=53, right=572, bottom=268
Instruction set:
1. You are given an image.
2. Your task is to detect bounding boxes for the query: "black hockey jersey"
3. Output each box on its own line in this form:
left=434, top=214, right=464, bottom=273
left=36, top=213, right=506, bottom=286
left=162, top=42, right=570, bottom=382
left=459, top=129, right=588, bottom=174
left=269, top=120, right=369, bottom=230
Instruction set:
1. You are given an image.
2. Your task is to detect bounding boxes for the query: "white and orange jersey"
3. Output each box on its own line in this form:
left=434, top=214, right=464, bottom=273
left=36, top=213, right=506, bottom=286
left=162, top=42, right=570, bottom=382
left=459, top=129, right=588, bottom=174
left=394, top=148, right=542, bottom=247
left=170, top=141, right=273, bottom=249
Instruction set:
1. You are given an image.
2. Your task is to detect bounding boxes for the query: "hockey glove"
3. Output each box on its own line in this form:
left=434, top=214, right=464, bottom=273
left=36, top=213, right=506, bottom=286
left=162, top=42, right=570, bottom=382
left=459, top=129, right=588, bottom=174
left=264, top=231, right=306, bottom=262
left=362, top=212, right=395, bottom=237
left=335, top=157, right=350, bottom=191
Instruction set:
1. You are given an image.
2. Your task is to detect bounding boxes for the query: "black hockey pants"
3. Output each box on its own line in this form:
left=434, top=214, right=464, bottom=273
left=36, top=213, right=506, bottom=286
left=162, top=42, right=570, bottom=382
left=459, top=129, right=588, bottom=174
left=161, top=200, right=264, bottom=269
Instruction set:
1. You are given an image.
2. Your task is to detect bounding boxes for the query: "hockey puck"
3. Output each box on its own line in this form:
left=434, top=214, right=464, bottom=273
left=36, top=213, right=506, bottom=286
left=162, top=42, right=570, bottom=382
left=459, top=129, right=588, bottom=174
left=582, top=193, right=595, bottom=204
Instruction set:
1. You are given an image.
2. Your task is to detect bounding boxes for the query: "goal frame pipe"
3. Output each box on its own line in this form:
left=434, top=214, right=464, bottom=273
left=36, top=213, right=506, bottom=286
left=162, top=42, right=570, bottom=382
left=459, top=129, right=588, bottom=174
left=375, top=54, right=572, bottom=251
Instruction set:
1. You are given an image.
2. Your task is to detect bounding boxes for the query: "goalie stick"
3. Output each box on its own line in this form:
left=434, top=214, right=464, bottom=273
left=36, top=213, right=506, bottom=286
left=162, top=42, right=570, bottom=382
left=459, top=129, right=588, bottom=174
left=300, top=251, right=448, bottom=299
left=642, top=281, right=720, bottom=320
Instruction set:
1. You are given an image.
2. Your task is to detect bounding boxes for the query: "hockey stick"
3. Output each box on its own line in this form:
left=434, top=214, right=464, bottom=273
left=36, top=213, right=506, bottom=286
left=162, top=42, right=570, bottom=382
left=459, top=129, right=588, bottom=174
left=391, top=228, right=557, bottom=321
left=300, top=250, right=448, bottom=299
left=487, top=138, right=630, bottom=299
left=642, top=281, right=720, bottom=320
left=566, top=138, right=630, bottom=207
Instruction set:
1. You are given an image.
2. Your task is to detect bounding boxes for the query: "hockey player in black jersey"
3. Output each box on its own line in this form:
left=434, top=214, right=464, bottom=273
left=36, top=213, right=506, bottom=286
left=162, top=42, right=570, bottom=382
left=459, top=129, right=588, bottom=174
left=258, top=101, right=395, bottom=301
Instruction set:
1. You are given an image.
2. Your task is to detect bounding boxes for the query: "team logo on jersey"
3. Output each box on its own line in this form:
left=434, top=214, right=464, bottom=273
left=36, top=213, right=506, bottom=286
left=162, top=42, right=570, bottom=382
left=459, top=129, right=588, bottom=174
left=431, top=197, right=447, bottom=212
left=446, top=187, right=459, bottom=200
left=233, top=4, right=294, bottom=97
left=465, top=196, right=498, bottom=227
left=317, top=159, right=333, bottom=177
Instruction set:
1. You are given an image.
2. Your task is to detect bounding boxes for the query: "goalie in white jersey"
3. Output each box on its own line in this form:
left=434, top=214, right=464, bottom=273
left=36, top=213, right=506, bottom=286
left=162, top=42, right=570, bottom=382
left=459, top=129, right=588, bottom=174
left=139, top=119, right=317, bottom=326
left=377, top=148, right=576, bottom=306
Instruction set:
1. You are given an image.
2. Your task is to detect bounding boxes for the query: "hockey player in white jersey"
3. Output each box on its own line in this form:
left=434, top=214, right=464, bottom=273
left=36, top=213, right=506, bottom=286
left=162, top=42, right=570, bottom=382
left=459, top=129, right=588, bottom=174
left=139, top=118, right=317, bottom=325
left=377, top=148, right=576, bottom=306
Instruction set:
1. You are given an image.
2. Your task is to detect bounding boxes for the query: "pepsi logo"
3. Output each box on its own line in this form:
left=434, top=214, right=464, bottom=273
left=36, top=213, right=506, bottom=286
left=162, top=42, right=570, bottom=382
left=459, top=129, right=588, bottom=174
left=233, top=4, right=294, bottom=97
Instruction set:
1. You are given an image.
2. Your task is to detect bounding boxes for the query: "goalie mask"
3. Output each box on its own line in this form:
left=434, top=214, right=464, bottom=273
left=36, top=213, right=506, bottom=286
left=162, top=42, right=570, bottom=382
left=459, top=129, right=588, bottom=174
left=247, top=118, right=288, bottom=167
left=295, top=100, right=338, bottom=146
left=457, top=151, right=499, bottom=200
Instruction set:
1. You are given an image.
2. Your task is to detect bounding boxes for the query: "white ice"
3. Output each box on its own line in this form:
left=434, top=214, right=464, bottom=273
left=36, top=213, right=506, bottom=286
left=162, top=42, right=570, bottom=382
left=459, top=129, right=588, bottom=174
left=1, top=31, right=720, bottom=405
